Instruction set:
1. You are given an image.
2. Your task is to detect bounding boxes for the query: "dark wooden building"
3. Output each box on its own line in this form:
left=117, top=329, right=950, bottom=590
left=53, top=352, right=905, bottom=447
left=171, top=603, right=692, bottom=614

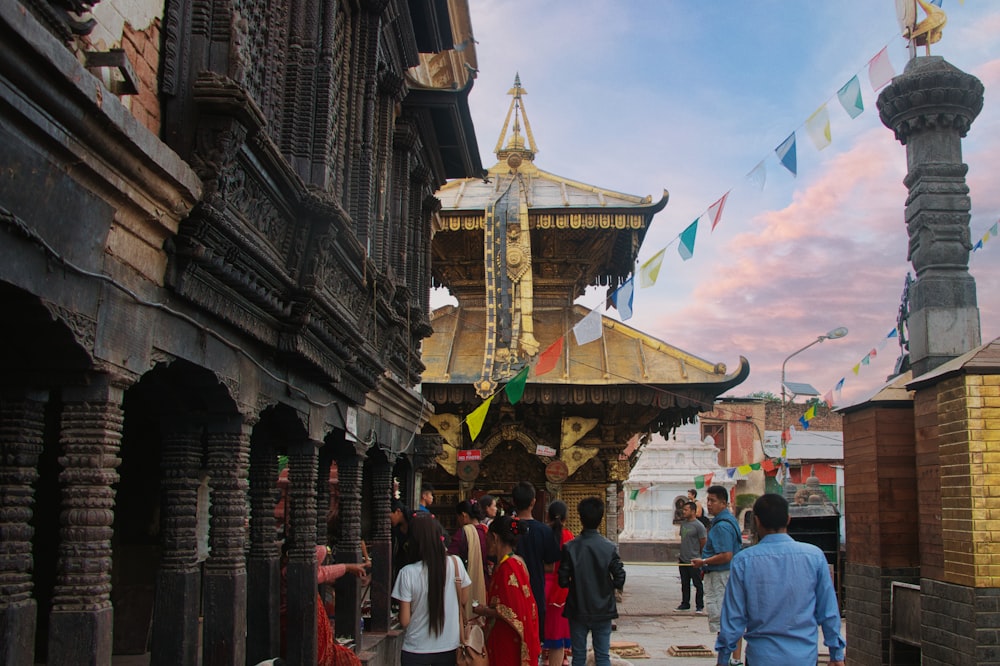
left=0, top=0, right=483, bottom=663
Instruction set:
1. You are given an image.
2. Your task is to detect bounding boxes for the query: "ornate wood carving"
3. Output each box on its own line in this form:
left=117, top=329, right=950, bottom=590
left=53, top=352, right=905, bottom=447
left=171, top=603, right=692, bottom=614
left=205, top=429, right=250, bottom=573
left=0, top=397, right=45, bottom=607
left=52, top=397, right=123, bottom=612
left=160, top=429, right=203, bottom=574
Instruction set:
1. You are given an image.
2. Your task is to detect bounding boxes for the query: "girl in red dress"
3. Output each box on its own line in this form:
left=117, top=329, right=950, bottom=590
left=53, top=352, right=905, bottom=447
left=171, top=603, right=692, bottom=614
left=473, top=516, right=540, bottom=666
left=542, top=501, right=573, bottom=666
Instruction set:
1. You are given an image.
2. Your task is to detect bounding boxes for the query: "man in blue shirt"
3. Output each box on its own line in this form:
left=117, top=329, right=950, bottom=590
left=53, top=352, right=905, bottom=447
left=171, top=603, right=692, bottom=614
left=691, top=485, right=743, bottom=666
left=715, top=493, right=846, bottom=666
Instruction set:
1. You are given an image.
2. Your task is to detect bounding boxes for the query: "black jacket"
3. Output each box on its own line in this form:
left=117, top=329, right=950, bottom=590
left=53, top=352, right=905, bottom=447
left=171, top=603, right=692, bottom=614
left=558, top=529, right=626, bottom=622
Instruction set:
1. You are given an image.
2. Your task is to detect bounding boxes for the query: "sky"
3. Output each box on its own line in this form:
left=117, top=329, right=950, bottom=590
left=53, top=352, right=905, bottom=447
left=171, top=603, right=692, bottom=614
left=432, top=0, right=1000, bottom=407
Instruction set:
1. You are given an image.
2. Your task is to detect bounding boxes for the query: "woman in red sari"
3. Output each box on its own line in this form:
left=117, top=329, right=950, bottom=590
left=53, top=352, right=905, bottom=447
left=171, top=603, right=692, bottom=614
left=473, top=516, right=540, bottom=666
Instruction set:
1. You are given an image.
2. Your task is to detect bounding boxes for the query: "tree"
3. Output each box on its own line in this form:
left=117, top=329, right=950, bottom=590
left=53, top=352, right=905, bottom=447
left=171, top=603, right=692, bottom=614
left=743, top=391, right=781, bottom=402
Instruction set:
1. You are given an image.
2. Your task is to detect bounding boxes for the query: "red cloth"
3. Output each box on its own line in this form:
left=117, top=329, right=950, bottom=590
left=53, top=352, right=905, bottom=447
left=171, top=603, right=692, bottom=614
left=486, top=554, right=541, bottom=666
left=543, top=528, right=574, bottom=645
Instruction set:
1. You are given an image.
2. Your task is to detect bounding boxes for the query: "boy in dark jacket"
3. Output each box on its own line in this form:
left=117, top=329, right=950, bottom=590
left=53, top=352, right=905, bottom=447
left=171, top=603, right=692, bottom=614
left=558, top=497, right=626, bottom=666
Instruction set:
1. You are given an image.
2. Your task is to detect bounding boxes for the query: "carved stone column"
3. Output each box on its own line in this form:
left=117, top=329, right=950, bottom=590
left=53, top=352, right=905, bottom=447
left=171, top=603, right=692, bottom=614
left=150, top=428, right=203, bottom=666
left=286, top=440, right=319, bottom=666
left=202, top=422, right=250, bottom=666
left=0, top=394, right=45, bottom=666
left=368, top=452, right=394, bottom=633
left=605, top=484, right=619, bottom=544
left=878, top=56, right=984, bottom=377
left=47, top=378, right=125, bottom=666
left=335, top=447, right=365, bottom=642
left=247, top=439, right=281, bottom=666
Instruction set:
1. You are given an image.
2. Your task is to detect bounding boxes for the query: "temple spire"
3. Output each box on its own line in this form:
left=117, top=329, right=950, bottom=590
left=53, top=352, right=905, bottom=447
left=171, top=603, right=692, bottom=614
left=494, top=73, right=538, bottom=164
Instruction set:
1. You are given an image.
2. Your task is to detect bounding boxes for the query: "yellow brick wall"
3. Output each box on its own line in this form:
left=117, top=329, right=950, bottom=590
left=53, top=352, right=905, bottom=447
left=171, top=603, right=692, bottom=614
left=940, top=374, right=1000, bottom=587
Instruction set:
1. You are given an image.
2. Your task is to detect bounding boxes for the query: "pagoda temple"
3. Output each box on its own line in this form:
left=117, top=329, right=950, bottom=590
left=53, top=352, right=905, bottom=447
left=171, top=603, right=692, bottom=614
left=419, top=75, right=748, bottom=535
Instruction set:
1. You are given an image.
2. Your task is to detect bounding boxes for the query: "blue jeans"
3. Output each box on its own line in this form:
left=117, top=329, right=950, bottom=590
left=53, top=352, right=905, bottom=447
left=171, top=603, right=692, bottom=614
left=569, top=619, right=612, bottom=666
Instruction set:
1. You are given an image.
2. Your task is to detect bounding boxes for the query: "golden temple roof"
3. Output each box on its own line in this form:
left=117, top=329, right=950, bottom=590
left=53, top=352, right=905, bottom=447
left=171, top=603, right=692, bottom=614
left=422, top=303, right=749, bottom=391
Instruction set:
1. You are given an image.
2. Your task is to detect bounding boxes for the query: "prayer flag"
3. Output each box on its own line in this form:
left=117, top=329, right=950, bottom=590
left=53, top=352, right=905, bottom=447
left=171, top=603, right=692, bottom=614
left=573, top=308, right=603, bottom=346
left=629, top=489, right=639, bottom=501
left=750, top=462, right=762, bottom=471
left=852, top=363, right=861, bottom=375
left=535, top=337, right=563, bottom=377
left=888, top=328, right=898, bottom=339
left=929, top=0, right=942, bottom=6
left=837, top=75, right=864, bottom=119
left=869, top=47, right=896, bottom=92
left=835, top=377, right=845, bottom=392
left=762, top=459, right=776, bottom=472
left=504, top=366, right=529, bottom=405
left=678, top=219, right=698, bottom=261
left=775, top=133, right=797, bottom=176
left=781, top=429, right=791, bottom=443
left=804, top=405, right=816, bottom=421
left=799, top=415, right=810, bottom=430
left=704, top=473, right=714, bottom=486
left=990, top=222, right=998, bottom=237
left=747, top=160, right=767, bottom=191
left=707, top=192, right=730, bottom=232
left=776, top=463, right=786, bottom=486
left=973, top=239, right=983, bottom=252
left=861, top=354, right=871, bottom=366
left=694, top=475, right=705, bottom=489
left=467, top=396, right=494, bottom=441
left=610, top=278, right=634, bottom=320
left=726, top=468, right=736, bottom=479
left=823, top=390, right=834, bottom=408
left=805, top=104, right=832, bottom=151
left=738, top=464, right=752, bottom=475
left=639, top=249, right=666, bottom=288
left=984, top=231, right=992, bottom=244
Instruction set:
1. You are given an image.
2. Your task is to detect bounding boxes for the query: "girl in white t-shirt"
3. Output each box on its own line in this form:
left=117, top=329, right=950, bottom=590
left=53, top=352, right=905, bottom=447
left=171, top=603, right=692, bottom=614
left=392, top=515, right=471, bottom=665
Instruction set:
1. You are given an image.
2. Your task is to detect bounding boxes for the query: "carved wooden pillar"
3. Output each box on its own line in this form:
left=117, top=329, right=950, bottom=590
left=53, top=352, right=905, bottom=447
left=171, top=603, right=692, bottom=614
left=334, top=447, right=365, bottom=642
left=247, top=440, right=281, bottom=666
left=47, top=378, right=125, bottom=665
left=368, top=452, right=394, bottom=633
left=0, top=394, right=45, bottom=666
left=201, top=422, right=250, bottom=666
left=286, top=440, right=319, bottom=666
left=150, top=427, right=203, bottom=666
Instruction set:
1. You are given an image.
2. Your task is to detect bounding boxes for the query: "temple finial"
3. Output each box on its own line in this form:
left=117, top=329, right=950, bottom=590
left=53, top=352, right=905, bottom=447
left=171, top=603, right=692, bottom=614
left=494, top=73, right=538, bottom=164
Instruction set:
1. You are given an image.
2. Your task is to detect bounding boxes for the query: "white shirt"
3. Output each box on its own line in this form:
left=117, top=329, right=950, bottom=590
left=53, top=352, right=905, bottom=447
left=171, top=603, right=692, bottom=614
left=392, top=555, right=471, bottom=653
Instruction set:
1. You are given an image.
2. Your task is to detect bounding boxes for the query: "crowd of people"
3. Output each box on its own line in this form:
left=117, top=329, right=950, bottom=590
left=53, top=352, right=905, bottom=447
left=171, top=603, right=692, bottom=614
left=279, top=475, right=846, bottom=666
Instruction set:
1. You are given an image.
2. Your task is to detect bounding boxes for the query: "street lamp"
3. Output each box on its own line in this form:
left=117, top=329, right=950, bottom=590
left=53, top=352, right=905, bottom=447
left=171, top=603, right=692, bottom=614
left=780, top=327, right=849, bottom=452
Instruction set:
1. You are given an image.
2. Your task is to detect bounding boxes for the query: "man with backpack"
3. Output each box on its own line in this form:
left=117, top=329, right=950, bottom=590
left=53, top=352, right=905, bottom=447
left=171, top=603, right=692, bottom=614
left=691, top=485, right=744, bottom=666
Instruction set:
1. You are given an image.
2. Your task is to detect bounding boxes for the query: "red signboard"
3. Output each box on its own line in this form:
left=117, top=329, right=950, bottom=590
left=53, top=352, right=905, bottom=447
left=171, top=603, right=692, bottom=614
left=457, top=449, right=482, bottom=462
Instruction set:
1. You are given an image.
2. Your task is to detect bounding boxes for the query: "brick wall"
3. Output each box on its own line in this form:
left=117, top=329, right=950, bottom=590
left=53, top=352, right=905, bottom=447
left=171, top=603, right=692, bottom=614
left=915, top=384, right=944, bottom=580
left=121, top=19, right=161, bottom=136
left=844, top=562, right=920, bottom=665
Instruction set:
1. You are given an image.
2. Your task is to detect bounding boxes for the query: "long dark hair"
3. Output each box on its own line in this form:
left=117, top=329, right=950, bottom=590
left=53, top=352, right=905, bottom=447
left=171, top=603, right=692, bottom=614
left=547, top=500, right=567, bottom=539
left=409, top=515, right=447, bottom=636
left=488, top=515, right=521, bottom=549
left=456, top=499, right=483, bottom=522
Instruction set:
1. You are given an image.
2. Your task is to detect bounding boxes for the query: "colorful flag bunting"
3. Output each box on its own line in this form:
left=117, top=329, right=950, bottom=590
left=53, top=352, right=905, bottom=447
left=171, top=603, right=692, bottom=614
left=805, top=104, right=832, bottom=151
left=775, top=132, right=797, bottom=176
left=573, top=308, right=604, bottom=346
left=991, top=222, right=998, bottom=237
left=694, top=474, right=706, bottom=489
left=726, top=468, right=736, bottom=479
left=781, top=429, right=791, bottom=443
left=738, top=464, right=752, bottom=475
left=678, top=219, right=699, bottom=261
left=852, top=363, right=861, bottom=375
left=804, top=405, right=816, bottom=421
left=799, top=415, right=810, bottom=430
left=837, top=75, right=864, bottom=119
left=973, top=239, right=984, bottom=252
left=638, top=249, right=665, bottom=288
left=869, top=348, right=877, bottom=359
left=868, top=47, right=895, bottom=92
left=762, top=459, right=776, bottom=472
left=610, top=278, right=634, bottom=320
left=467, top=395, right=494, bottom=441
left=823, top=390, right=833, bottom=408
left=835, top=377, right=845, bottom=392
left=750, top=462, right=762, bottom=471
left=629, top=489, right=639, bottom=501
left=747, top=160, right=767, bottom=191
left=707, top=192, right=730, bottom=232
left=888, top=328, right=898, bottom=339
left=504, top=366, right=529, bottom=405
left=861, top=354, right=871, bottom=366
left=535, top=337, right=563, bottom=377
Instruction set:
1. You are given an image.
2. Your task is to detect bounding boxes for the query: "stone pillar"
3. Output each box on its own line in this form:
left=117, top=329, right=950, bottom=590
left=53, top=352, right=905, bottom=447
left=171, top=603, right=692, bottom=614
left=47, top=378, right=125, bottom=666
left=246, top=439, right=281, bottom=666
left=286, top=440, right=319, bottom=666
left=0, top=394, right=45, bottom=666
left=150, top=428, right=203, bottom=666
left=335, top=447, right=365, bottom=642
left=877, top=56, right=984, bottom=377
left=368, top=452, right=394, bottom=633
left=605, top=484, right=619, bottom=544
left=201, top=422, right=250, bottom=666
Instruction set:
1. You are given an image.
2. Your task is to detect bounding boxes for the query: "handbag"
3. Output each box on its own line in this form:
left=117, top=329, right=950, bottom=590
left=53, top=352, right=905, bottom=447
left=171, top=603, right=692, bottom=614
left=451, top=556, right=488, bottom=666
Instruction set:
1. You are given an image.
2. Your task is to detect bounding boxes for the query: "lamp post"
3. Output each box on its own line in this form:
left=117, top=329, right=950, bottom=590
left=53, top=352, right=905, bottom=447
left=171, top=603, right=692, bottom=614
left=779, top=327, right=849, bottom=455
